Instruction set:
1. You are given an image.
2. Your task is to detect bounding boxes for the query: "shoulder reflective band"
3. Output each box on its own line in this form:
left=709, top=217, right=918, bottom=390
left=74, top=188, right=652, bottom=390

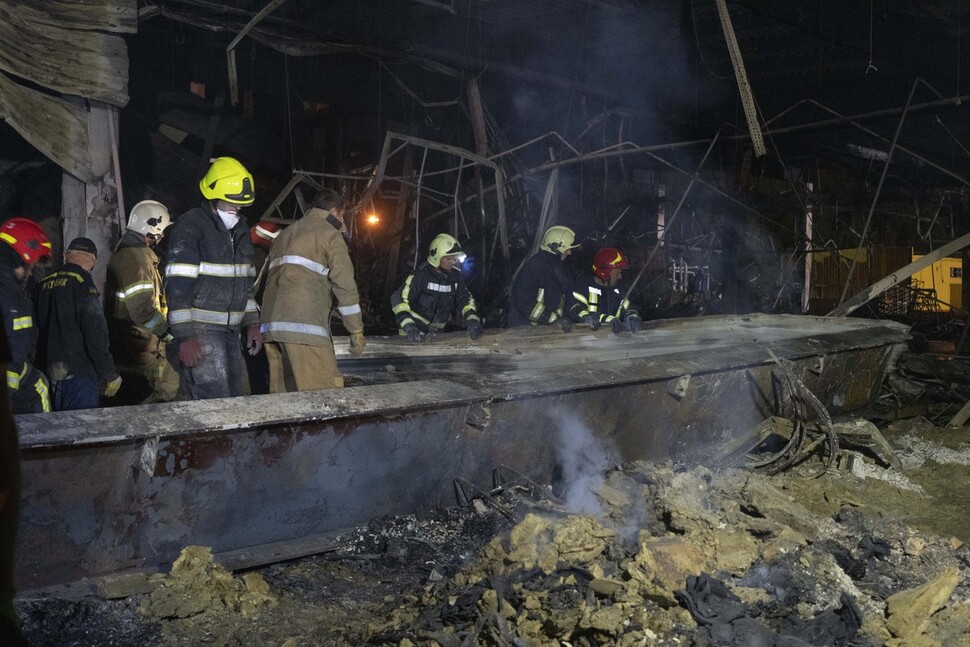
left=269, top=255, right=329, bottom=276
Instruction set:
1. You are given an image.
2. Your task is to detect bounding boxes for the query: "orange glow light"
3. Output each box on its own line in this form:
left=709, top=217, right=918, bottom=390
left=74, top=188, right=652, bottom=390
left=366, top=213, right=381, bottom=226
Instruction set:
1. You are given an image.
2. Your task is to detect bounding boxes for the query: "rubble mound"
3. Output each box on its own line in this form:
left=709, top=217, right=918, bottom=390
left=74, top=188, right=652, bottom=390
left=140, top=545, right=277, bottom=619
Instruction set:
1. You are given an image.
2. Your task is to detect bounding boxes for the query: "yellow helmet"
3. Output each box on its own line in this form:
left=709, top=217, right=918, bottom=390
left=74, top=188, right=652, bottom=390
left=540, top=225, right=579, bottom=254
left=199, top=157, right=255, bottom=206
left=427, top=233, right=465, bottom=267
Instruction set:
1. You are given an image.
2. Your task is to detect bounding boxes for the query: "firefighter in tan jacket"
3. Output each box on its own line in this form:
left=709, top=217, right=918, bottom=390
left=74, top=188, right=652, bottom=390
left=105, top=201, right=180, bottom=403
left=260, top=190, right=366, bottom=392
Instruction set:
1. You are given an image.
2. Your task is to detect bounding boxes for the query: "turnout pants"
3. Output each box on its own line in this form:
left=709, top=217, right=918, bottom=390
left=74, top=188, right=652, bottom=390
left=111, top=326, right=180, bottom=403
left=265, top=341, right=342, bottom=393
left=178, top=329, right=246, bottom=400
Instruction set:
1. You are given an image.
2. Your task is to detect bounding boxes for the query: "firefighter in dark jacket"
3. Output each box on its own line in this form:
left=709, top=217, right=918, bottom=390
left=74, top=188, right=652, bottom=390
left=33, top=237, right=121, bottom=411
left=391, top=233, right=483, bottom=341
left=509, top=225, right=579, bottom=330
left=0, top=217, right=52, bottom=414
left=105, top=200, right=179, bottom=403
left=0, top=325, right=25, bottom=645
left=569, top=247, right=643, bottom=334
left=164, top=156, right=262, bottom=400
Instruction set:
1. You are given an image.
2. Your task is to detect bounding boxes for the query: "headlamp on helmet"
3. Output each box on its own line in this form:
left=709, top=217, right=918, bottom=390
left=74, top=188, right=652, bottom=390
left=427, top=233, right=465, bottom=267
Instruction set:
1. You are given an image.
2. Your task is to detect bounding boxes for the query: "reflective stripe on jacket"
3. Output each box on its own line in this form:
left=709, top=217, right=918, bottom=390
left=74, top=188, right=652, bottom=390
left=391, top=262, right=479, bottom=332
left=260, top=208, right=363, bottom=346
left=569, top=277, right=639, bottom=323
left=164, top=202, right=258, bottom=339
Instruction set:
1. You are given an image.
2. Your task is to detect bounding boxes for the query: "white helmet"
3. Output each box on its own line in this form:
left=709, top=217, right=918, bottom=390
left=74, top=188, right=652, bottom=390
left=128, top=200, right=172, bottom=237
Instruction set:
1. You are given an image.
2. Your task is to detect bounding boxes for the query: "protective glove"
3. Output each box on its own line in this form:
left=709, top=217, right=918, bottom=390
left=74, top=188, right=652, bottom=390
left=582, top=314, right=601, bottom=331
left=626, top=314, right=642, bottom=334
left=611, top=318, right=625, bottom=335
left=178, top=337, right=203, bottom=367
left=246, top=324, right=263, bottom=356
left=349, top=331, right=367, bottom=356
left=467, top=319, right=484, bottom=341
left=558, top=317, right=573, bottom=334
left=403, top=323, right=422, bottom=342
left=103, top=375, right=123, bottom=398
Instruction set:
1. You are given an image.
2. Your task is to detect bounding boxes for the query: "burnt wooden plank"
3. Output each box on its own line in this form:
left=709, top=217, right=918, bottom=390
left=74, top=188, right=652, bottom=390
left=0, top=3, right=129, bottom=106
left=0, top=73, right=95, bottom=182
left=15, top=0, right=136, bottom=33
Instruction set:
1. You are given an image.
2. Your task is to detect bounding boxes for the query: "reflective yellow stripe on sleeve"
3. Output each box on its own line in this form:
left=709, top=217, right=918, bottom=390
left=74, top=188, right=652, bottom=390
left=529, top=288, right=546, bottom=322
left=12, top=315, right=32, bottom=330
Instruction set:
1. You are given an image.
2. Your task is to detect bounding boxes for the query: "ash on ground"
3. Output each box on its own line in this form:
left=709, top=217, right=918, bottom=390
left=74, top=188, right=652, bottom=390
left=17, top=419, right=970, bottom=646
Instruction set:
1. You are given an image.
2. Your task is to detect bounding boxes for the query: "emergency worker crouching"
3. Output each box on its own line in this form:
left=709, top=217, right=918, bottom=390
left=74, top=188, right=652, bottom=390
left=570, top=247, right=642, bottom=334
left=391, top=233, right=483, bottom=341
left=0, top=217, right=52, bottom=414
left=164, top=157, right=262, bottom=399
left=105, top=200, right=180, bottom=403
left=260, top=189, right=365, bottom=393
left=509, top=225, right=578, bottom=331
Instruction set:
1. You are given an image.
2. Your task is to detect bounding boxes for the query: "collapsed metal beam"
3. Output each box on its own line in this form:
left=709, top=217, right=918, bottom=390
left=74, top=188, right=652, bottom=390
left=715, top=0, right=765, bottom=157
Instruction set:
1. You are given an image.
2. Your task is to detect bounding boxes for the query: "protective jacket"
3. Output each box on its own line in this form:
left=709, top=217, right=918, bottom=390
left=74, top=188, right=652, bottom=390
left=260, top=208, right=363, bottom=345
left=32, top=263, right=118, bottom=382
left=0, top=256, right=38, bottom=395
left=569, top=277, right=639, bottom=325
left=105, top=230, right=168, bottom=338
left=509, top=250, right=573, bottom=327
left=391, top=262, right=479, bottom=333
left=164, top=202, right=258, bottom=340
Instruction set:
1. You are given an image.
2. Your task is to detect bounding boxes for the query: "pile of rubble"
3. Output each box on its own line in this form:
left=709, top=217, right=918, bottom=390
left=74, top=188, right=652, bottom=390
left=19, top=425, right=970, bottom=646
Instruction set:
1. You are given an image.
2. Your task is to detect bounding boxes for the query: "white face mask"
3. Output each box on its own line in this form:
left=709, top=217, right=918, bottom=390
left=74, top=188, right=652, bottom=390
left=216, top=208, right=240, bottom=230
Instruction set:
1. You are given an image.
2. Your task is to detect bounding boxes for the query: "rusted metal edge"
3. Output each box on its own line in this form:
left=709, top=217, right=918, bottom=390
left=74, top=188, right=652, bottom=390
left=16, top=318, right=910, bottom=450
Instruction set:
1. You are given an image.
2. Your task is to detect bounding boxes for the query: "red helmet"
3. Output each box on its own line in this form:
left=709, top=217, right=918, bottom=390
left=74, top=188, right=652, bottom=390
left=592, top=247, right=629, bottom=279
left=251, top=221, right=282, bottom=249
left=0, top=218, right=52, bottom=265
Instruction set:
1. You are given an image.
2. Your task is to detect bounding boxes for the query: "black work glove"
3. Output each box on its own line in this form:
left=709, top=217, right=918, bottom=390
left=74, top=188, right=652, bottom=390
left=558, top=317, right=573, bottom=333
left=611, top=318, right=625, bottom=335
left=582, top=314, right=601, bottom=331
left=467, top=319, right=484, bottom=341
left=403, top=323, right=422, bottom=342
left=626, top=314, right=642, bottom=334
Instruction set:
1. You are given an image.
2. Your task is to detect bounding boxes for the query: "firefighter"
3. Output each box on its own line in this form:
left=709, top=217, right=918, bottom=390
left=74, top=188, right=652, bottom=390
left=570, top=247, right=642, bottom=334
left=105, top=200, right=180, bottom=403
left=164, top=157, right=262, bottom=400
left=0, top=217, right=52, bottom=414
left=509, top=225, right=579, bottom=330
left=33, top=238, right=121, bottom=411
left=260, top=189, right=366, bottom=393
left=391, top=233, right=483, bottom=341
left=0, top=327, right=24, bottom=645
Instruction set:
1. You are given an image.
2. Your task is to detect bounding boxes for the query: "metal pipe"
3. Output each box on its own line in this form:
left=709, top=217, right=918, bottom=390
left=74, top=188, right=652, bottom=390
left=837, top=78, right=922, bottom=306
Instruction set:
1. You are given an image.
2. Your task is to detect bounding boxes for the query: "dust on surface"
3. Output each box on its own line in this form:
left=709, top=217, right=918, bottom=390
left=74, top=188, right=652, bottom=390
left=18, top=418, right=970, bottom=646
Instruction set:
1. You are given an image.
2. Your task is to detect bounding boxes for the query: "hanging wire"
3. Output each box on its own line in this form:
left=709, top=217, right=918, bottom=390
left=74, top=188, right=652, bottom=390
left=689, top=0, right=733, bottom=79
left=866, top=0, right=878, bottom=73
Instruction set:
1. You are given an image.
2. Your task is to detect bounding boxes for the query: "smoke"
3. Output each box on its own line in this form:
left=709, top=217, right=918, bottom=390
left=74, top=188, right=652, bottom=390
left=548, top=407, right=616, bottom=516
